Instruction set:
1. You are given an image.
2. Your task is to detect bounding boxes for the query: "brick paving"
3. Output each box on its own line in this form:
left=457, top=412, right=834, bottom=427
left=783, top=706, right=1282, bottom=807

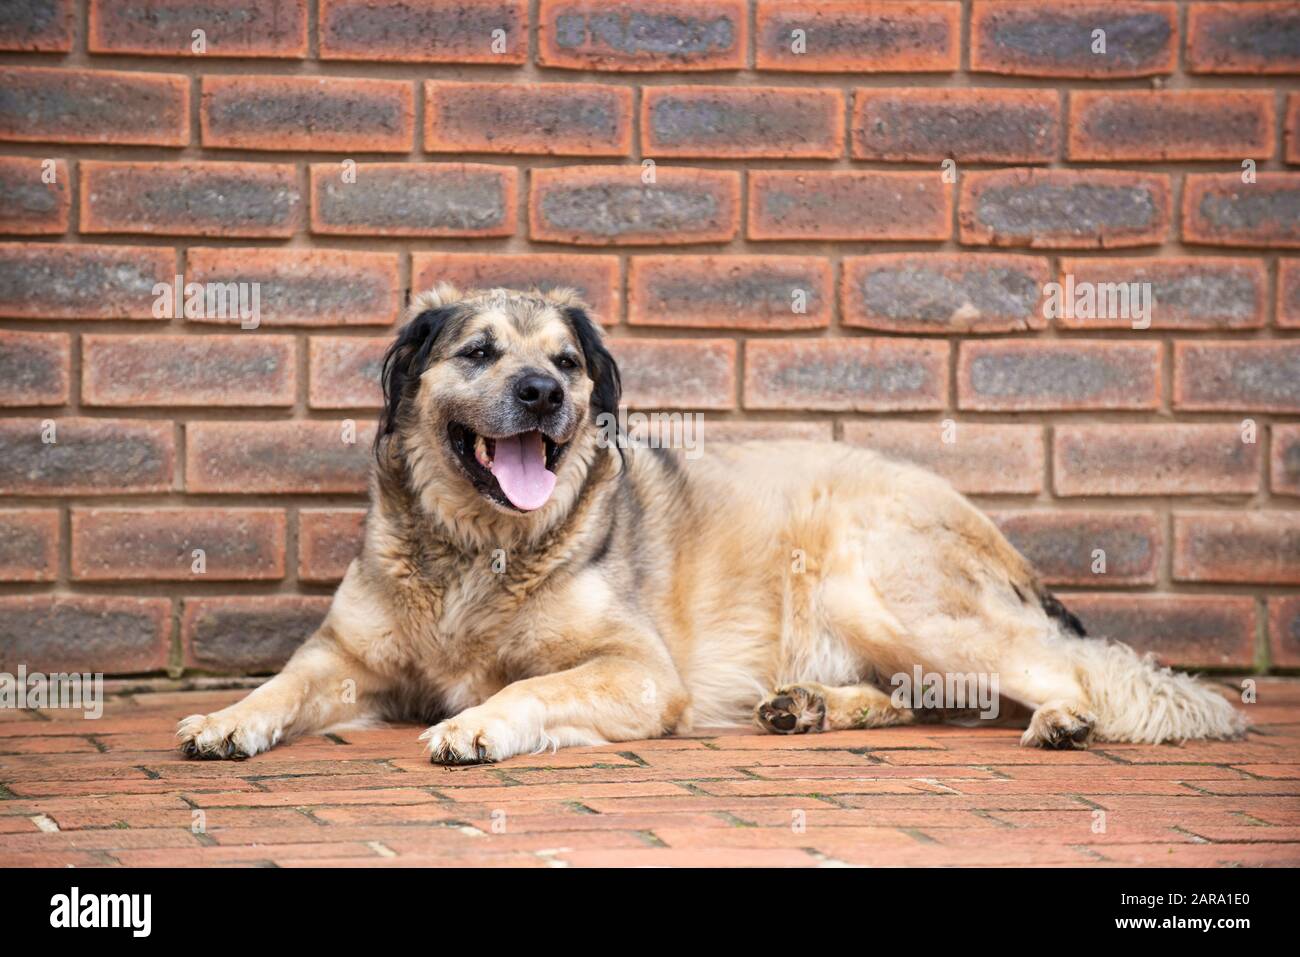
left=1, top=679, right=1298, bottom=868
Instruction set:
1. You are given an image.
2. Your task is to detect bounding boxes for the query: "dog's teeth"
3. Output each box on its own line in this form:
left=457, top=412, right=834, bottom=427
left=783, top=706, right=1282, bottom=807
left=474, top=434, right=492, bottom=468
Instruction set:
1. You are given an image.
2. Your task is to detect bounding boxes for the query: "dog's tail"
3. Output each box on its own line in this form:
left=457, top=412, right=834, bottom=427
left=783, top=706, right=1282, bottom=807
left=1064, top=636, right=1247, bottom=744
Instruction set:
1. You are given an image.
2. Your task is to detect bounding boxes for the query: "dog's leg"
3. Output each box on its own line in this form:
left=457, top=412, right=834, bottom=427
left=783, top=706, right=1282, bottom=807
left=177, top=625, right=386, bottom=759
left=422, top=651, right=686, bottom=765
left=936, top=614, right=1097, bottom=749
left=819, top=572, right=1096, bottom=748
left=755, top=681, right=914, bottom=734
left=983, top=630, right=1094, bottom=749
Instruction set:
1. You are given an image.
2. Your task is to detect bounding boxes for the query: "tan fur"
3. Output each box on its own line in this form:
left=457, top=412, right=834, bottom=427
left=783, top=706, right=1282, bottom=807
left=178, top=288, right=1246, bottom=763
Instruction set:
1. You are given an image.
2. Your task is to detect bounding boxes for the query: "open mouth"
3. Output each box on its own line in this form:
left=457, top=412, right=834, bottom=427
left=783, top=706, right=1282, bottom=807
left=448, top=422, right=567, bottom=512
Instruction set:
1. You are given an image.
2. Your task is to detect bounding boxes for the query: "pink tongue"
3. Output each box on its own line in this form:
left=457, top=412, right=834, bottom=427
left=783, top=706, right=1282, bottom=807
left=490, top=431, right=556, bottom=511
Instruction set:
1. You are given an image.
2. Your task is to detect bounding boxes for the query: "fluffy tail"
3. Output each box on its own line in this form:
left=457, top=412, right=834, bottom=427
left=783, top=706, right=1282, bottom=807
left=1067, top=638, right=1248, bottom=744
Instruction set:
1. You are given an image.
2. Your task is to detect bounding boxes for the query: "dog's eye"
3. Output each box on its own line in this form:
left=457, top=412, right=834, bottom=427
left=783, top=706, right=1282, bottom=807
left=460, top=346, right=493, bottom=361
left=555, top=355, right=579, bottom=372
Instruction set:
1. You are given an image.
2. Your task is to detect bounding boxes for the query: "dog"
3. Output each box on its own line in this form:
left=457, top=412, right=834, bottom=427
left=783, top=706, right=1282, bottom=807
left=178, top=285, right=1246, bottom=763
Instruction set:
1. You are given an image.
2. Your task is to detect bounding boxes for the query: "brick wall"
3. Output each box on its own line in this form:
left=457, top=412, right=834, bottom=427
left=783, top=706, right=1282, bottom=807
left=0, top=0, right=1297, bottom=678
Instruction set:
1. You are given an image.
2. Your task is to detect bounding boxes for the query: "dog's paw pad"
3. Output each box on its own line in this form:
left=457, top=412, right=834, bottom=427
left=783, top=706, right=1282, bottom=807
left=755, top=685, right=826, bottom=735
left=1021, top=704, right=1096, bottom=750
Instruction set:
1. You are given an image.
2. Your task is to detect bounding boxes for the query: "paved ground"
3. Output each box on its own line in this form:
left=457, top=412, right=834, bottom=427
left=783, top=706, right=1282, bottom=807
left=1, top=679, right=1298, bottom=867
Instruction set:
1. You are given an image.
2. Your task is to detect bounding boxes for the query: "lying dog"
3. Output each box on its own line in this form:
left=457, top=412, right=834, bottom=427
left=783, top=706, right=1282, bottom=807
left=178, top=286, right=1246, bottom=762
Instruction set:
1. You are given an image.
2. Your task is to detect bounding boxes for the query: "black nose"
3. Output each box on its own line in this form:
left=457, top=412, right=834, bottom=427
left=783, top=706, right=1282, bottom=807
left=514, top=374, right=563, bottom=415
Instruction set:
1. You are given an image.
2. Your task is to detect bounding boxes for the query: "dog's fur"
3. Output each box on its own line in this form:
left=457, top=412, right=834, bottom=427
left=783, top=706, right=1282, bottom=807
left=178, top=286, right=1246, bottom=763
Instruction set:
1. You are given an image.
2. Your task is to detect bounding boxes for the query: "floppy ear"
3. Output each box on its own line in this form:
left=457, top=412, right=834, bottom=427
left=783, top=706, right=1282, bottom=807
left=563, top=305, right=621, bottom=421
left=375, top=304, right=458, bottom=453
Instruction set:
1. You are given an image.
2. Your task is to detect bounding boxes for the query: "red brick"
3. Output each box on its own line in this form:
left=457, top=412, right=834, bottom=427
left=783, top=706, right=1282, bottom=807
left=0, top=418, right=174, bottom=496
left=959, top=169, right=1171, bottom=249
left=89, top=0, right=307, bottom=57
left=1281, top=259, right=1300, bottom=328
left=0, top=595, right=171, bottom=673
left=310, top=162, right=516, bottom=238
left=1270, top=597, right=1300, bottom=667
left=0, top=0, right=73, bottom=51
left=843, top=253, right=1049, bottom=334
left=971, top=1, right=1176, bottom=78
left=531, top=165, right=739, bottom=246
left=0, top=331, right=69, bottom=406
left=1054, top=424, right=1260, bottom=497
left=538, top=0, right=745, bottom=71
left=755, top=0, right=959, bottom=73
left=186, top=248, right=401, bottom=328
left=109, top=844, right=380, bottom=866
left=412, top=253, right=620, bottom=324
left=958, top=340, right=1160, bottom=411
left=80, top=161, right=301, bottom=238
left=320, top=0, right=527, bottom=64
left=852, top=88, right=1059, bottom=163
left=991, top=511, right=1160, bottom=587
left=0, top=243, right=175, bottom=320
left=745, top=339, right=947, bottom=412
left=1187, top=2, right=1300, bottom=75
left=1287, top=95, right=1300, bottom=164
left=0, top=509, right=59, bottom=582
left=629, top=256, right=831, bottom=330
left=186, top=421, right=375, bottom=494
left=606, top=338, right=735, bottom=410
left=1097, top=843, right=1300, bottom=867
left=749, top=171, right=951, bottom=242
left=425, top=81, right=631, bottom=156
left=1274, top=424, right=1300, bottom=496
left=1069, top=90, right=1274, bottom=162
left=0, top=67, right=189, bottom=146
left=642, top=86, right=844, bottom=159
left=0, top=157, right=68, bottom=234
left=1055, top=257, right=1266, bottom=331
left=201, top=75, right=415, bottom=153
left=1173, top=512, right=1300, bottom=584
left=1183, top=174, right=1300, bottom=248
left=71, top=507, right=285, bottom=582
left=843, top=422, right=1042, bottom=496
left=298, top=508, right=366, bottom=584
left=655, top=824, right=915, bottom=851
left=692, top=777, right=937, bottom=798
left=182, top=596, right=330, bottom=673
left=82, top=334, right=295, bottom=407
left=308, top=336, right=387, bottom=409
left=1173, top=341, right=1300, bottom=413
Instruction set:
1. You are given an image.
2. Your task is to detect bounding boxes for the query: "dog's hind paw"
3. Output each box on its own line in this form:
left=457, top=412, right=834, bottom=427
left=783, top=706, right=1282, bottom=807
left=1021, top=702, right=1096, bottom=750
left=755, top=685, right=827, bottom=734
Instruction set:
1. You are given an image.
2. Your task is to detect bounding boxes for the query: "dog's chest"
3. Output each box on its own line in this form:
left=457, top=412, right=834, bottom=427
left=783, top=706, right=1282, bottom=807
left=393, top=562, right=535, bottom=686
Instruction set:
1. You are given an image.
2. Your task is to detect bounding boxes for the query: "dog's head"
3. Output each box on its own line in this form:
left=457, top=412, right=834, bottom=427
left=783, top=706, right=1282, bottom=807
left=376, top=284, right=620, bottom=517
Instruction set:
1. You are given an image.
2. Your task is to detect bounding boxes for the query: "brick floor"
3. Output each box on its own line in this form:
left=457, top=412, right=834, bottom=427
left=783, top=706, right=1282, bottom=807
left=2, top=679, right=1298, bottom=868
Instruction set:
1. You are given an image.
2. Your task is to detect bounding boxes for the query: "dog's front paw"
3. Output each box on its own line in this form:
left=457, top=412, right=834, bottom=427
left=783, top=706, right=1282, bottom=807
left=1021, top=702, right=1096, bottom=750
left=176, top=710, right=275, bottom=760
left=421, top=712, right=515, bottom=765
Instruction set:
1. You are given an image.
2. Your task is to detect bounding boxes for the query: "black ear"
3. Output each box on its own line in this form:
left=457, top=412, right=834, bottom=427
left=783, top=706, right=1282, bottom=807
left=375, top=306, right=457, bottom=454
left=563, top=305, right=621, bottom=421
